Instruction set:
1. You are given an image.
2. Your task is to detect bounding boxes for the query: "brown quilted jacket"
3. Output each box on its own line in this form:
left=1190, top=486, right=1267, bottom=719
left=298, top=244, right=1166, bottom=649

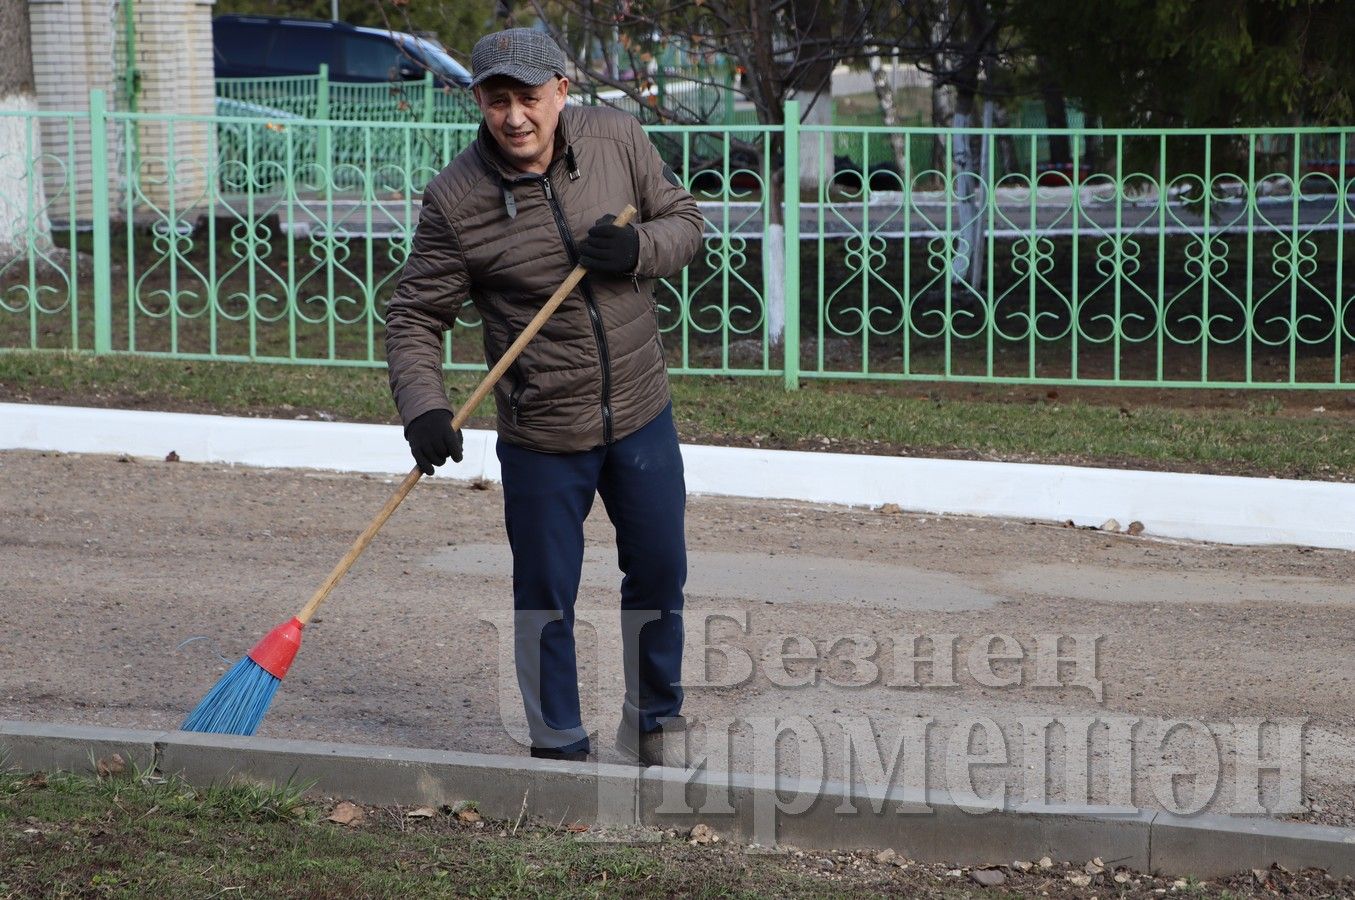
left=384, top=105, right=704, bottom=453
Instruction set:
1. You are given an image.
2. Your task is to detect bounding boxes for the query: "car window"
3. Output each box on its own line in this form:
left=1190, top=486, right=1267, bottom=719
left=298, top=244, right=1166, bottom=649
left=214, top=21, right=272, bottom=68
left=265, top=25, right=335, bottom=75
left=409, top=39, right=472, bottom=87
left=341, top=33, right=402, bottom=81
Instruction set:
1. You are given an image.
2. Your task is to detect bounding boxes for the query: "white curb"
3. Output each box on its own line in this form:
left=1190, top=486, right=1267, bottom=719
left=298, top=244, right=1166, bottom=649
left=3, top=401, right=1353, bottom=550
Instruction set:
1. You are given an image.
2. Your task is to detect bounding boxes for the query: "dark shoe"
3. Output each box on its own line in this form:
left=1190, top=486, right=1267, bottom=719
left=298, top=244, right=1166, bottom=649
left=616, top=716, right=688, bottom=767
left=530, top=746, right=590, bottom=763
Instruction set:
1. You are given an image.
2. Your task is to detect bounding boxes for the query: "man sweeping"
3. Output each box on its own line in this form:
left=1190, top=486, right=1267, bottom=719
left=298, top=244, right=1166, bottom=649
left=383, top=28, right=704, bottom=764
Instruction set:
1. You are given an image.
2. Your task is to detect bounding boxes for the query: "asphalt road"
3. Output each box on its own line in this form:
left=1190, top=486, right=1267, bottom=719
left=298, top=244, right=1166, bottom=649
left=2, top=449, right=1352, bottom=823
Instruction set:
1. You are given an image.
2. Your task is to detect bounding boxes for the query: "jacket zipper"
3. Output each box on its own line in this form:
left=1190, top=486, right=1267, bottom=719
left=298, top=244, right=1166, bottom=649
left=509, top=381, right=526, bottom=425
left=485, top=326, right=528, bottom=426
left=541, top=175, right=614, bottom=444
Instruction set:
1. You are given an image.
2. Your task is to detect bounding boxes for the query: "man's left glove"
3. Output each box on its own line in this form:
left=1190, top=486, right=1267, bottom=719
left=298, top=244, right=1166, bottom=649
left=405, top=408, right=463, bottom=476
left=578, top=214, right=639, bottom=274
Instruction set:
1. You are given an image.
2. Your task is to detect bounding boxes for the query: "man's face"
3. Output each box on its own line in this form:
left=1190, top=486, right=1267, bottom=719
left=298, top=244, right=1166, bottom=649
left=474, top=76, right=569, bottom=175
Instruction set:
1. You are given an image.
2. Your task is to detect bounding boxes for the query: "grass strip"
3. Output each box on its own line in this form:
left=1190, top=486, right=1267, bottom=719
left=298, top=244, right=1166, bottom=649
left=0, top=765, right=956, bottom=899
left=3, top=764, right=1340, bottom=898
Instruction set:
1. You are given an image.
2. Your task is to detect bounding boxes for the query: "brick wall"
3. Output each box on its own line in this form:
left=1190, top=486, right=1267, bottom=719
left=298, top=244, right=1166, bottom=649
left=28, top=0, right=123, bottom=221
left=29, top=0, right=216, bottom=222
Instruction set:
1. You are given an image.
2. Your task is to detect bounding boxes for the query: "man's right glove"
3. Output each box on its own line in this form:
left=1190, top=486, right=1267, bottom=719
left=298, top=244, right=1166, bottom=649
left=405, top=408, right=463, bottom=476
left=578, top=214, right=640, bottom=274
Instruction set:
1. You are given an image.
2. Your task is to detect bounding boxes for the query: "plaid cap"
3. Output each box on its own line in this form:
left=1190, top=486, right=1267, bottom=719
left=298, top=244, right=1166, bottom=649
left=470, top=28, right=567, bottom=89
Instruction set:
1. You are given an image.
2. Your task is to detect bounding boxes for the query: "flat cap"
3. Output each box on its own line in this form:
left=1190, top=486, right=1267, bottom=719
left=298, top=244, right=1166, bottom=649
left=470, top=27, right=567, bottom=89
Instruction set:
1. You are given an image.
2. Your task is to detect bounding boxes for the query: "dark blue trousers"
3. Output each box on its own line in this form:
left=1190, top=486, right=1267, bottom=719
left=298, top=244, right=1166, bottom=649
left=497, top=404, right=686, bottom=755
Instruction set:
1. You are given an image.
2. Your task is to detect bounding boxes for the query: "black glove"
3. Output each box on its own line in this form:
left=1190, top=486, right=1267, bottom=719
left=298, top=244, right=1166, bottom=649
left=405, top=408, right=463, bottom=476
left=578, top=214, right=639, bottom=274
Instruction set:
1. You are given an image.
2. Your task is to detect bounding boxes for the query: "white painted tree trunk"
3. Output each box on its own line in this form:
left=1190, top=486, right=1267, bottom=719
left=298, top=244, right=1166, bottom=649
left=765, top=222, right=785, bottom=344
left=964, top=100, right=993, bottom=290
left=769, top=86, right=830, bottom=347
left=929, top=15, right=955, bottom=171
left=792, top=86, right=834, bottom=193
left=867, top=52, right=906, bottom=174
left=949, top=100, right=992, bottom=291
left=0, top=92, right=51, bottom=262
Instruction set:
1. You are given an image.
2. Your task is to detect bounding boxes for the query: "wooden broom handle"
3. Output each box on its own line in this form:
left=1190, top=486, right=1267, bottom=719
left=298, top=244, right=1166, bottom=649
left=295, top=204, right=639, bottom=625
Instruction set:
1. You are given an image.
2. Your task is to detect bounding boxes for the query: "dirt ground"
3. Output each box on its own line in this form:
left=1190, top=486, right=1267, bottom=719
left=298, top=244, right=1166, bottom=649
left=2, top=449, right=1353, bottom=831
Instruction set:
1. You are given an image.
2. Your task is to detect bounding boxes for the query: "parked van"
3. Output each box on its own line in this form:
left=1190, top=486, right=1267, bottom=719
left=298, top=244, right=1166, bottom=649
left=213, top=15, right=472, bottom=88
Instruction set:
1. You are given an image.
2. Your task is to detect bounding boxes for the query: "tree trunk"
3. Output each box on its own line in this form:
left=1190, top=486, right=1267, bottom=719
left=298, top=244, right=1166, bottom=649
left=867, top=48, right=906, bottom=176
left=992, top=101, right=1017, bottom=174
left=983, top=62, right=1018, bottom=175
left=747, top=0, right=787, bottom=344
left=791, top=0, right=834, bottom=195
left=1040, top=75, right=1071, bottom=169
left=796, top=85, right=832, bottom=192
left=0, top=0, right=37, bottom=99
left=0, top=0, right=51, bottom=261
left=745, top=0, right=782, bottom=129
left=966, top=98, right=992, bottom=289
left=930, top=79, right=954, bottom=173
left=928, top=7, right=955, bottom=174
left=943, top=0, right=991, bottom=290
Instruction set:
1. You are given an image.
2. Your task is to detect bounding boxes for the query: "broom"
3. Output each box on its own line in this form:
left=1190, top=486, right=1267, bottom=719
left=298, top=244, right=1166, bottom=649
left=182, top=205, right=639, bottom=736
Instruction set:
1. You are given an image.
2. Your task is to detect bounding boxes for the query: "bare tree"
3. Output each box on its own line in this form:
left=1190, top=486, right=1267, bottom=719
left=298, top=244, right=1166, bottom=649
left=528, top=0, right=926, bottom=342
left=533, top=0, right=921, bottom=127
left=529, top=2, right=1030, bottom=326
left=0, top=0, right=37, bottom=104
left=885, top=0, right=1019, bottom=176
left=865, top=45, right=908, bottom=175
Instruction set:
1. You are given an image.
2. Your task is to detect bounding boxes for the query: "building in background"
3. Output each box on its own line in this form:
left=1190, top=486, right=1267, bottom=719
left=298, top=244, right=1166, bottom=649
left=28, top=0, right=215, bottom=220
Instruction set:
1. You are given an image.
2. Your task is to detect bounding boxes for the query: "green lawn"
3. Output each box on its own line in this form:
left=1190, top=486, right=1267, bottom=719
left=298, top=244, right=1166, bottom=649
left=2, top=349, right=1353, bottom=481
left=1, top=764, right=1331, bottom=897
left=0, top=766, right=982, bottom=899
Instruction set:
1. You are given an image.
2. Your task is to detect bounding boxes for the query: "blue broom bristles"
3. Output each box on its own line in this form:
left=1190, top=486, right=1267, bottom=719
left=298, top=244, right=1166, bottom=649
left=181, top=655, right=281, bottom=736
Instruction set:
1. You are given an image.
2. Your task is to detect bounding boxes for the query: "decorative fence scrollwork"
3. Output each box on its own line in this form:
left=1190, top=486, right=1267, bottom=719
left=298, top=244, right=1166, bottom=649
left=2, top=94, right=1352, bottom=390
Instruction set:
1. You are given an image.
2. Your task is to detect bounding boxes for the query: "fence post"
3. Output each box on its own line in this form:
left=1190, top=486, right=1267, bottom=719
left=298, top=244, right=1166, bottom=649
left=421, top=68, right=435, bottom=123
left=419, top=69, right=436, bottom=175
left=781, top=99, right=801, bottom=391
left=316, top=63, right=330, bottom=118
left=89, top=89, right=112, bottom=354
left=316, top=64, right=331, bottom=173
left=723, top=68, right=734, bottom=123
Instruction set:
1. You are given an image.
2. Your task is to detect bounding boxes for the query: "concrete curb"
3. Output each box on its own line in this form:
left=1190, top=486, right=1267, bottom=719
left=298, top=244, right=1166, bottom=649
left=4, top=720, right=1352, bottom=878
left=5, top=402, right=1355, bottom=549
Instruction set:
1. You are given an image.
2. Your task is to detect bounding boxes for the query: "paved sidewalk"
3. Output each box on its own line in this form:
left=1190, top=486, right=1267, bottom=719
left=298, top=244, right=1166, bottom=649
left=2, top=449, right=1352, bottom=827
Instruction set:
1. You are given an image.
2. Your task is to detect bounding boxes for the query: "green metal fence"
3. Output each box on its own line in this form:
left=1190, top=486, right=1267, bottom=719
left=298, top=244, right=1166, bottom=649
left=3, top=90, right=1354, bottom=390
left=0, top=108, right=89, bottom=352
left=216, top=69, right=481, bottom=125
left=804, top=123, right=1355, bottom=388
left=216, top=69, right=480, bottom=184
